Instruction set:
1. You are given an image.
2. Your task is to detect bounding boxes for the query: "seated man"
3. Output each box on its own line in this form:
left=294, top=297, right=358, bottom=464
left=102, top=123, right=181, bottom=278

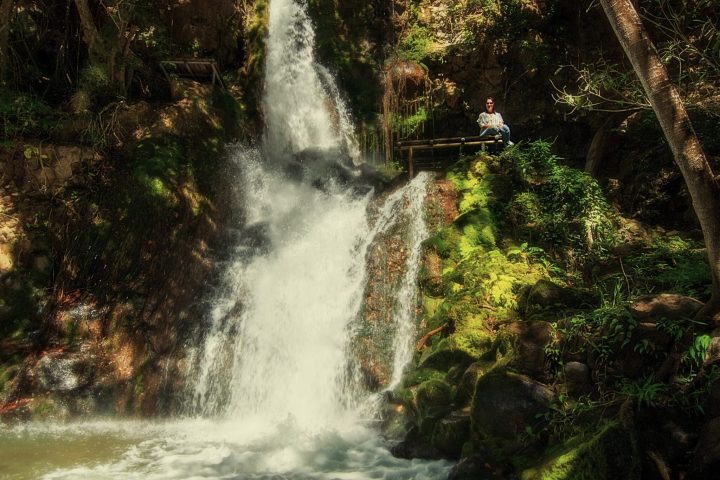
left=477, top=97, right=513, bottom=146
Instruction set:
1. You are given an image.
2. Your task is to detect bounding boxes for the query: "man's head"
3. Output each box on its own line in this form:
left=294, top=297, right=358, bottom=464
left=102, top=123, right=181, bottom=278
left=485, top=97, right=495, bottom=113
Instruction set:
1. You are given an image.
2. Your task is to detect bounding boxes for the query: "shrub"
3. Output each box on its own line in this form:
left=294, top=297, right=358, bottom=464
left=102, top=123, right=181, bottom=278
left=503, top=141, right=619, bottom=265
left=0, top=91, right=54, bottom=139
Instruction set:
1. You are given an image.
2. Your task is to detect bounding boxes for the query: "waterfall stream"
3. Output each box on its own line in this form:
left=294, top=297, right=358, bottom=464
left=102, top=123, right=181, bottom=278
left=1, top=0, right=453, bottom=478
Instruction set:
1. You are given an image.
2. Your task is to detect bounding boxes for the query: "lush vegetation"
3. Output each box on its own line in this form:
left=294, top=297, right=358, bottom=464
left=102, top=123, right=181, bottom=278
left=393, top=141, right=713, bottom=477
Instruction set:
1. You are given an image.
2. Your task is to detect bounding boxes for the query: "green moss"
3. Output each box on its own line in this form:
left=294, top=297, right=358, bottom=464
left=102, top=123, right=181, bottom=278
left=425, top=227, right=463, bottom=263
left=416, top=378, right=453, bottom=428
left=31, top=397, right=61, bottom=419
left=419, top=331, right=494, bottom=369
left=456, top=362, right=491, bottom=405
left=0, top=363, right=20, bottom=396
left=403, top=367, right=446, bottom=388
left=520, top=422, right=640, bottom=480
left=422, top=295, right=444, bottom=317
left=132, top=136, right=184, bottom=204
left=396, top=24, right=436, bottom=63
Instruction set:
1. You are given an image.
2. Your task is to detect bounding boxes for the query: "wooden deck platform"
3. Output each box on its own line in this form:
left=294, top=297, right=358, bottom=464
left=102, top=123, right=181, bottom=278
left=393, top=135, right=504, bottom=176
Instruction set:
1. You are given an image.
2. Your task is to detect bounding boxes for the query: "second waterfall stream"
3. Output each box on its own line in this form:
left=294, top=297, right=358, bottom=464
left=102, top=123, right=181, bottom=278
left=22, top=0, right=455, bottom=478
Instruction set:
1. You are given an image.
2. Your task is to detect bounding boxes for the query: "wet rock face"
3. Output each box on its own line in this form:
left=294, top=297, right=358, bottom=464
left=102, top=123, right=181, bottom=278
left=35, top=352, right=94, bottom=392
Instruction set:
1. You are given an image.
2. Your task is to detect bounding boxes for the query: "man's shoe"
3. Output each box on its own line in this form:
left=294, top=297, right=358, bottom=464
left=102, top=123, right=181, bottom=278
left=507, top=141, right=514, bottom=146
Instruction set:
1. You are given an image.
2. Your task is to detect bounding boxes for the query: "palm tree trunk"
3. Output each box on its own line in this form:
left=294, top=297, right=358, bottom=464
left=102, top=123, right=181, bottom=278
left=599, top=0, right=720, bottom=323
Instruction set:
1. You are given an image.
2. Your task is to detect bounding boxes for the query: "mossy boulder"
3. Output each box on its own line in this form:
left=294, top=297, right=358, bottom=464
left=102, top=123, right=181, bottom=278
left=403, top=367, right=446, bottom=388
left=520, top=279, right=595, bottom=312
left=419, top=331, right=494, bottom=370
left=470, top=369, right=554, bottom=459
left=629, top=293, right=704, bottom=321
left=456, top=361, right=490, bottom=405
left=520, top=421, right=640, bottom=480
left=415, top=378, right=452, bottom=423
left=432, top=409, right=471, bottom=457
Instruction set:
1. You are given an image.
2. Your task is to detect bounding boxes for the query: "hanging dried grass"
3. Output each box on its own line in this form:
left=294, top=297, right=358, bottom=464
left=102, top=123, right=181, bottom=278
left=382, top=60, right=431, bottom=164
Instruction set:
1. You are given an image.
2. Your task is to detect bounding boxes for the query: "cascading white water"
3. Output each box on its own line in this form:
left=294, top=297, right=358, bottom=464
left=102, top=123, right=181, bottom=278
left=190, top=156, right=434, bottom=429
left=387, top=179, right=430, bottom=389
left=8, top=1, right=454, bottom=478
left=189, top=0, right=428, bottom=429
left=263, top=0, right=358, bottom=160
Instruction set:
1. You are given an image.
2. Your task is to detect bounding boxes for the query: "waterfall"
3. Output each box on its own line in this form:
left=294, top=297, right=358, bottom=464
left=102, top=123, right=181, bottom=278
left=24, top=0, right=453, bottom=478
left=190, top=163, right=432, bottom=425
left=189, top=0, right=432, bottom=429
left=387, top=178, right=430, bottom=389
left=263, top=0, right=358, bottom=160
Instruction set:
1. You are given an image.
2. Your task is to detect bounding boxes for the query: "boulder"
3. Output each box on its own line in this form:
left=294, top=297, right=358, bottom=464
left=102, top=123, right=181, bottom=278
left=447, top=454, right=497, bottom=480
left=629, top=294, right=703, bottom=321
left=432, top=409, right=471, bottom=457
left=456, top=362, right=489, bottom=405
left=416, top=378, right=453, bottom=427
left=691, top=416, right=720, bottom=475
left=513, top=321, right=553, bottom=376
left=470, top=369, right=554, bottom=459
left=521, top=279, right=594, bottom=311
left=419, top=332, right=494, bottom=370
left=522, top=422, right=639, bottom=480
left=390, top=432, right=444, bottom=460
left=563, top=361, right=591, bottom=396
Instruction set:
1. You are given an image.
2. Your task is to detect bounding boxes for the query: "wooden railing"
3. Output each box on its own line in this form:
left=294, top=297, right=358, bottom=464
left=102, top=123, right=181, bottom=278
left=393, top=135, right=503, bottom=176
left=159, top=58, right=227, bottom=89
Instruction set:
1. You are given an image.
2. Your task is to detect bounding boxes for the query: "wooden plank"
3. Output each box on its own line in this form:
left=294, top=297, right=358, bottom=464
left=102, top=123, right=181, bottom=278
left=396, top=135, right=498, bottom=147
left=394, top=140, right=501, bottom=151
left=408, top=147, right=414, bottom=178
left=159, top=58, right=227, bottom=90
left=391, top=135, right=504, bottom=174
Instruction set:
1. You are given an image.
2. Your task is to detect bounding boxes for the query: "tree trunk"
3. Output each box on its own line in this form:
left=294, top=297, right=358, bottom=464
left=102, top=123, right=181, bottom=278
left=74, top=0, right=98, bottom=52
left=585, top=113, right=626, bottom=177
left=73, top=0, right=138, bottom=94
left=0, top=0, right=14, bottom=84
left=599, top=0, right=720, bottom=323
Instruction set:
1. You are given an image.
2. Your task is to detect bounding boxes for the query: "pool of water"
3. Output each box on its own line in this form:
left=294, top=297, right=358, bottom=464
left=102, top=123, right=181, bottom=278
left=0, top=419, right=452, bottom=480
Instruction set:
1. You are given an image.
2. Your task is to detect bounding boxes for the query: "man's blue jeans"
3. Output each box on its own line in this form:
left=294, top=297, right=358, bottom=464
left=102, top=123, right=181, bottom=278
left=480, top=125, right=511, bottom=146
